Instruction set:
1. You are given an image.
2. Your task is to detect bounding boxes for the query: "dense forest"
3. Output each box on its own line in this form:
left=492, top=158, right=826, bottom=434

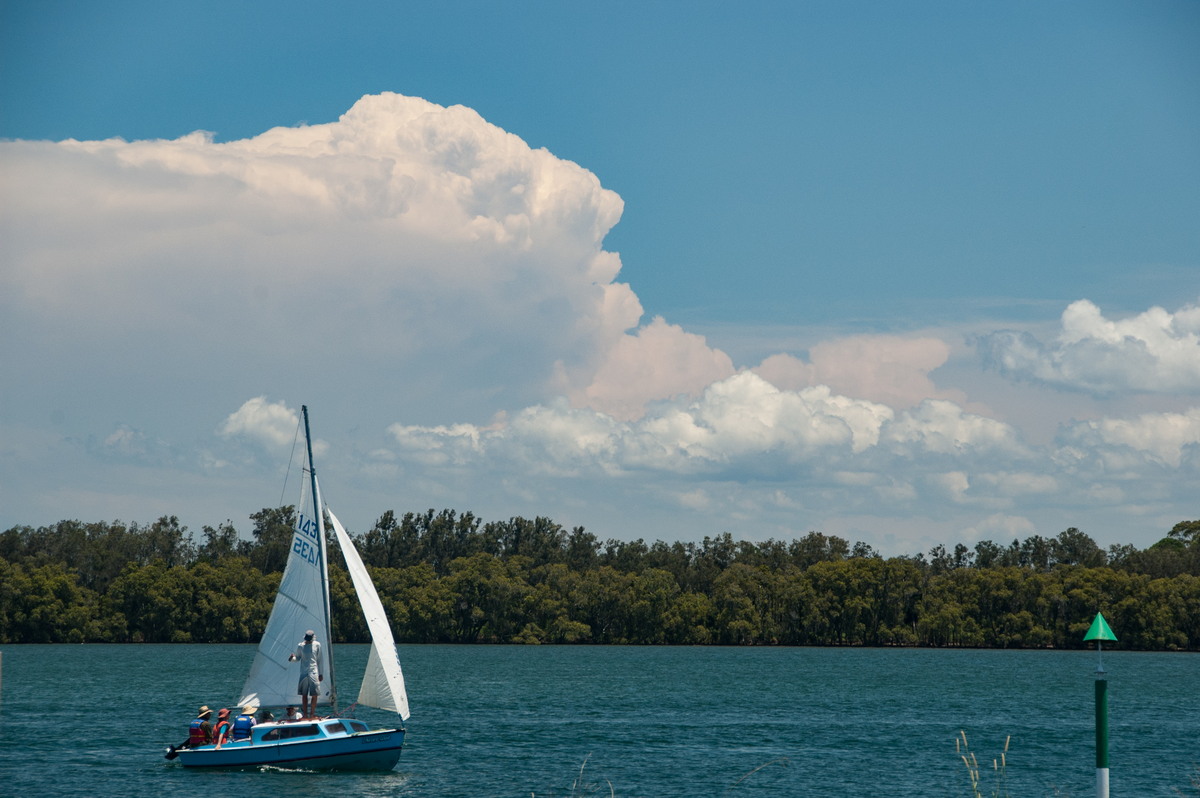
left=2, top=511, right=1197, bottom=649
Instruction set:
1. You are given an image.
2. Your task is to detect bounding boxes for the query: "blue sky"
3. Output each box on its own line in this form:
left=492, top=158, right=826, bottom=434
left=2, top=1, right=1198, bottom=555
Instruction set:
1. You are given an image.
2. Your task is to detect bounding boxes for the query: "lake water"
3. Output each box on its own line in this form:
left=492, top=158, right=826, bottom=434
left=0, top=645, right=1196, bottom=797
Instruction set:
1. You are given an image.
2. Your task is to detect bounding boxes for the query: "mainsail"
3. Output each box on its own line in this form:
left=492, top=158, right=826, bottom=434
left=329, top=509, right=410, bottom=720
left=238, top=488, right=333, bottom=709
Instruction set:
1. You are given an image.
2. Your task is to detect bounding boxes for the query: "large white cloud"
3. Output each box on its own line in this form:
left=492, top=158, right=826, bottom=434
left=0, top=92, right=778, bottom=427
left=978, top=299, right=1200, bottom=395
left=1, top=94, right=635, bottom=420
left=3, top=93, right=1197, bottom=554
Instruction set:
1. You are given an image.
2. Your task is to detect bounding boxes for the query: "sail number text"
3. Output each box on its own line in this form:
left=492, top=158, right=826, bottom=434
left=293, top=514, right=321, bottom=567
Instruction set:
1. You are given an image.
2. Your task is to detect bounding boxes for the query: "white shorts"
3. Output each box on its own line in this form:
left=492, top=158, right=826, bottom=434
left=298, top=675, right=320, bottom=697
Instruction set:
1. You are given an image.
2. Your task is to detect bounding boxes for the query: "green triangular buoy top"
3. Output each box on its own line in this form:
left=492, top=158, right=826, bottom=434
left=1084, top=612, right=1118, bottom=642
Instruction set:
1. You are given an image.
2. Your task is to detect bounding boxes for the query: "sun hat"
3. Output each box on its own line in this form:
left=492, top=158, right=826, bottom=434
left=197, top=705, right=212, bottom=718
left=217, top=708, right=230, bottom=719
left=242, top=705, right=257, bottom=715
left=304, top=629, right=315, bottom=638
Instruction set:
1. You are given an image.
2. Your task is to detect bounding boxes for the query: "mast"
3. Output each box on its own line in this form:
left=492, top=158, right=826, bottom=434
left=302, top=405, right=338, bottom=713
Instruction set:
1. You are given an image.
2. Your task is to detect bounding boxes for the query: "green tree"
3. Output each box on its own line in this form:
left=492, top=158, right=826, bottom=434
left=711, top=564, right=776, bottom=644
left=198, top=520, right=240, bottom=562
left=1053, top=528, right=1107, bottom=568
left=244, top=506, right=296, bottom=574
left=445, top=553, right=531, bottom=642
left=105, top=562, right=196, bottom=642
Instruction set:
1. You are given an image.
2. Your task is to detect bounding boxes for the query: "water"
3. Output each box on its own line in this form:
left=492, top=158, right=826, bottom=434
left=1, top=645, right=1196, bottom=796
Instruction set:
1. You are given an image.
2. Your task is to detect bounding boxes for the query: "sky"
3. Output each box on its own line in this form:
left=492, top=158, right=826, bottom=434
left=1, top=1, right=1198, bottom=556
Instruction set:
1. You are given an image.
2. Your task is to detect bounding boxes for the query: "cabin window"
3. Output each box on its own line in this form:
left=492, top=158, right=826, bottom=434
left=261, top=724, right=319, bottom=741
left=345, top=720, right=368, bottom=733
left=322, top=721, right=345, bottom=734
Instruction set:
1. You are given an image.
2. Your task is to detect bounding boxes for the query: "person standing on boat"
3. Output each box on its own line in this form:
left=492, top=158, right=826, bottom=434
left=288, top=629, right=324, bottom=719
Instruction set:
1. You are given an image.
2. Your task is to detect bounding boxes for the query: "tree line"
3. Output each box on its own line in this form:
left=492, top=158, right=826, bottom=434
left=1, top=511, right=1197, bottom=649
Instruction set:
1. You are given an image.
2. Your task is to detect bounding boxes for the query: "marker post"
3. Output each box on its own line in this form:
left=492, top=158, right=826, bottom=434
left=1083, top=612, right=1117, bottom=798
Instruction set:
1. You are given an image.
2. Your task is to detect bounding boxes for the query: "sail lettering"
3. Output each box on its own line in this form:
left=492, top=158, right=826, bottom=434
left=295, top=514, right=320, bottom=541
left=292, top=535, right=319, bottom=566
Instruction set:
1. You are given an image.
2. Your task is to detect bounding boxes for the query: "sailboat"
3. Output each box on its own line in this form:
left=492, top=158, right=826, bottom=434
left=174, top=406, right=410, bottom=770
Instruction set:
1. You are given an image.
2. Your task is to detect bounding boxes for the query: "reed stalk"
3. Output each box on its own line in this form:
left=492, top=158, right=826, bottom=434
left=957, top=730, right=1011, bottom=798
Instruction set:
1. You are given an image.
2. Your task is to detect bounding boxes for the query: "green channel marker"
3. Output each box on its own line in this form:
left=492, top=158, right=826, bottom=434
left=1084, top=612, right=1117, bottom=798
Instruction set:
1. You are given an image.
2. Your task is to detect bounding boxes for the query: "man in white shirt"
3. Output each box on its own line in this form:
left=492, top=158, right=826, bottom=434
left=287, top=629, right=323, bottom=719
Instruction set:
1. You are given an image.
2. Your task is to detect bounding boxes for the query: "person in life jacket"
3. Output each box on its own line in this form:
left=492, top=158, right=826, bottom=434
left=171, top=705, right=213, bottom=753
left=213, top=708, right=233, bottom=749
left=186, top=705, right=214, bottom=747
left=231, top=705, right=258, bottom=741
left=168, top=705, right=213, bottom=756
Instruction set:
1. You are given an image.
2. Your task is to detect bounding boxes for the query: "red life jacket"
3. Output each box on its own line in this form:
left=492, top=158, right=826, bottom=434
left=213, top=719, right=232, bottom=743
left=188, top=718, right=211, bottom=746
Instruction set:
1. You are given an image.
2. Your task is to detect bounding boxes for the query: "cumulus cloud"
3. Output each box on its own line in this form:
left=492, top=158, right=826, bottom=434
left=1058, top=407, right=1200, bottom=469
left=882, top=400, right=1029, bottom=458
left=563, top=316, right=736, bottom=420
left=376, top=369, right=1194, bottom=548
left=220, top=397, right=301, bottom=448
left=385, top=371, right=1026, bottom=484
left=978, top=299, right=1200, bottom=394
left=754, top=334, right=967, bottom=408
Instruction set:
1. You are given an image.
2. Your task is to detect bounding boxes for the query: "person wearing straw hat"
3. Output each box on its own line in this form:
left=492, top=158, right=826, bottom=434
left=288, top=629, right=324, bottom=719
left=231, top=704, right=258, bottom=741
left=167, top=705, right=213, bottom=757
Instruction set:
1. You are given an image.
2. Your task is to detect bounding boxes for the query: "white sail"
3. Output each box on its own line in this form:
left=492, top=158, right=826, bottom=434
left=328, top=509, right=411, bottom=720
left=238, top=490, right=332, bottom=709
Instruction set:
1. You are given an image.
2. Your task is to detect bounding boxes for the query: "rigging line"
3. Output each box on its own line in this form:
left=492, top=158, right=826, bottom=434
left=278, top=413, right=304, bottom=508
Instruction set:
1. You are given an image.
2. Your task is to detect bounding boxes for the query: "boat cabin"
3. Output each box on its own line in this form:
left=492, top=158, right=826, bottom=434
left=222, top=718, right=373, bottom=747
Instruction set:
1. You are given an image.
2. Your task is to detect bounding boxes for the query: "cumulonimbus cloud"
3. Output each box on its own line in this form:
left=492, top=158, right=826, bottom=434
left=978, top=299, right=1200, bottom=395
left=0, top=92, right=767, bottom=423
